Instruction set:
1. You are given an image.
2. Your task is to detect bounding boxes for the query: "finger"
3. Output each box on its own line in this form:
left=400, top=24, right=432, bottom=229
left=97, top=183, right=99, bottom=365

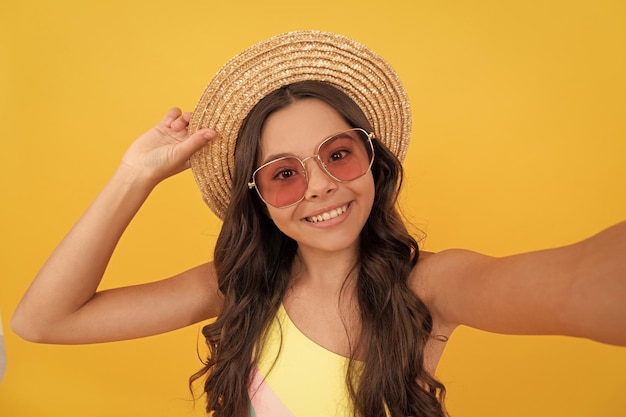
left=170, top=113, right=191, bottom=132
left=162, top=108, right=182, bottom=128
left=174, top=128, right=217, bottom=161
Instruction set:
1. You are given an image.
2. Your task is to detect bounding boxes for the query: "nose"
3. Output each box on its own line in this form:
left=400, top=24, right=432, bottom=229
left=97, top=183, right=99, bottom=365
left=302, top=157, right=337, bottom=201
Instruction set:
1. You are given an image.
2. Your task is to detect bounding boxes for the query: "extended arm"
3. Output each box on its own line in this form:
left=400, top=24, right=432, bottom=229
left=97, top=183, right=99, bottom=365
left=416, top=221, right=626, bottom=346
left=11, top=109, right=222, bottom=344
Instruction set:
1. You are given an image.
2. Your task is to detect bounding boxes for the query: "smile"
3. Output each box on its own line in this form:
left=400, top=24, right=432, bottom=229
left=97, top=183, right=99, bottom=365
left=305, top=204, right=349, bottom=223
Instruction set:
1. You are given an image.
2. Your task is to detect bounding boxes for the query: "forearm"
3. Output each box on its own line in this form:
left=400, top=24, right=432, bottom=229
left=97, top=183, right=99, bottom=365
left=501, top=221, right=626, bottom=345
left=11, top=163, right=154, bottom=340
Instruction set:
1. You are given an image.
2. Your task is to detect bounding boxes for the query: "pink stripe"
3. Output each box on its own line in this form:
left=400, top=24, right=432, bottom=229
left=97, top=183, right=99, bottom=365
left=249, top=368, right=295, bottom=417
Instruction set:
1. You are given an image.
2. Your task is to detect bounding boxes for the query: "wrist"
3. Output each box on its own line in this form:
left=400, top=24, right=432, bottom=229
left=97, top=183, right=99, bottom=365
left=113, top=161, right=159, bottom=196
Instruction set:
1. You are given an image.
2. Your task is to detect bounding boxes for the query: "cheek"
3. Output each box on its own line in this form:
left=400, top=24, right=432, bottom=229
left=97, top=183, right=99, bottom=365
left=265, top=207, right=293, bottom=232
left=360, top=171, right=376, bottom=200
left=364, top=177, right=376, bottom=215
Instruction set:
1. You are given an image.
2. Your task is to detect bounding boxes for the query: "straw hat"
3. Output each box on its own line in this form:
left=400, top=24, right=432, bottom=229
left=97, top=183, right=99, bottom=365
left=189, top=30, right=411, bottom=220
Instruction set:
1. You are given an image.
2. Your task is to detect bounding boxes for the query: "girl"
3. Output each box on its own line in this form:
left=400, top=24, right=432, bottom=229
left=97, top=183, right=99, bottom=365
left=11, top=31, right=626, bottom=417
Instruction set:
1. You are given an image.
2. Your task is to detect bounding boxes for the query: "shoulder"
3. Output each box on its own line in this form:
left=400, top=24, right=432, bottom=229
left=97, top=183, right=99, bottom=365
left=410, top=248, right=490, bottom=296
left=409, top=249, right=493, bottom=330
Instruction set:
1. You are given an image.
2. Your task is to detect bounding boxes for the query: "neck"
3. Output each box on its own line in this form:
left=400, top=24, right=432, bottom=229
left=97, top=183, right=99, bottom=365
left=291, top=245, right=359, bottom=292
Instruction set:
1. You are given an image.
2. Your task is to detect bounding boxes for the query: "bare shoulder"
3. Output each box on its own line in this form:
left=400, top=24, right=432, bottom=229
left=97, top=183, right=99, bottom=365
left=409, top=249, right=492, bottom=331
left=407, top=250, right=490, bottom=365
left=410, top=249, right=489, bottom=299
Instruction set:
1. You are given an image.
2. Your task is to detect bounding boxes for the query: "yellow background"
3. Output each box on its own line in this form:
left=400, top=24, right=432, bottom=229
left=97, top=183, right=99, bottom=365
left=1, top=0, right=625, bottom=416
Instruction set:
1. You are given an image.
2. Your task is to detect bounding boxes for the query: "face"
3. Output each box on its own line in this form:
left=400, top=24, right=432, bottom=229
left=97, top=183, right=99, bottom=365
left=257, top=98, right=375, bottom=255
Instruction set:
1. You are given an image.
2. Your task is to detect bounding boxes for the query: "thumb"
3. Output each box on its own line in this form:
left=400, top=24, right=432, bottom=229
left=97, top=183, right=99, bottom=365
left=176, top=128, right=218, bottom=161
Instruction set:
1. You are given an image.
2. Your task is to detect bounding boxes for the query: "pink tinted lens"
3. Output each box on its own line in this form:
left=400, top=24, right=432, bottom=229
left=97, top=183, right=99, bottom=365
left=255, top=157, right=307, bottom=207
left=319, top=130, right=373, bottom=181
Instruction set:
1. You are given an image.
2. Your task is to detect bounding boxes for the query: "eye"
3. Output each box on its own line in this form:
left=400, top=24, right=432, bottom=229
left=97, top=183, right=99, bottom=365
left=321, top=133, right=359, bottom=165
left=273, top=167, right=300, bottom=181
left=264, top=157, right=304, bottom=181
left=324, top=140, right=354, bottom=164
left=328, top=148, right=351, bottom=162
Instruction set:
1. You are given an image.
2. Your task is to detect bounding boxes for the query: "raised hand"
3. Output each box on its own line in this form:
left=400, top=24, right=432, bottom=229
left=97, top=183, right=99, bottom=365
left=121, top=108, right=216, bottom=187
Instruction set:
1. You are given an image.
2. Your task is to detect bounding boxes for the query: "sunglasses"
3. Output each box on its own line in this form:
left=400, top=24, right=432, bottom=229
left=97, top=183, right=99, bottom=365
left=248, top=128, right=376, bottom=208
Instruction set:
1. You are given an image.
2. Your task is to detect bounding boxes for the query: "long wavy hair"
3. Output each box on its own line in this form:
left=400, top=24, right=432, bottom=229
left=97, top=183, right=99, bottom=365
left=190, top=80, right=446, bottom=417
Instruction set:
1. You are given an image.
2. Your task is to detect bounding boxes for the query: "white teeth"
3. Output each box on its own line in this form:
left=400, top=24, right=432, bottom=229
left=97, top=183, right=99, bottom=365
left=307, top=205, right=348, bottom=223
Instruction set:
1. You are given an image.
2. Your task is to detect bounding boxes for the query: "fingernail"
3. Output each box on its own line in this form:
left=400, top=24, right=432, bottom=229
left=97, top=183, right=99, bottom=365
left=203, top=129, right=217, bottom=138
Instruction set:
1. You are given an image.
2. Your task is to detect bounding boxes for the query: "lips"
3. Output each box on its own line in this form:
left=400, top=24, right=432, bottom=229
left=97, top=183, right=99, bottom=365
left=305, top=203, right=349, bottom=223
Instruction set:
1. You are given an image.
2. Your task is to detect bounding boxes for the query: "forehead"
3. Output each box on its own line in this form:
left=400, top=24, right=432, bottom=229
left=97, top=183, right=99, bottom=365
left=259, top=99, right=352, bottom=157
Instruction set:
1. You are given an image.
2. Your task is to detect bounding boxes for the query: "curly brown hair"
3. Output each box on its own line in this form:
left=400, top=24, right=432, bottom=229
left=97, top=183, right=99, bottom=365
left=190, top=81, right=446, bottom=417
